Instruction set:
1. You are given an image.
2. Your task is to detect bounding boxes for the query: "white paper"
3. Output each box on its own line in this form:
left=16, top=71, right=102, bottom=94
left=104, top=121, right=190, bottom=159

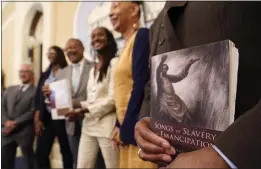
left=49, top=79, right=72, bottom=120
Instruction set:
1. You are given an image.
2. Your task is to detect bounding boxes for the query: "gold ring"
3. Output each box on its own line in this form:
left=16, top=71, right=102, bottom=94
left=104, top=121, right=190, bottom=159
left=138, top=148, right=142, bottom=157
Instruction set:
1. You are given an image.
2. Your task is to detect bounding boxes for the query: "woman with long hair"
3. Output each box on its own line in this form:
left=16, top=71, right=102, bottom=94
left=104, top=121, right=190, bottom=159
left=34, top=46, right=73, bottom=169
left=109, top=1, right=157, bottom=168
left=66, top=27, right=119, bottom=168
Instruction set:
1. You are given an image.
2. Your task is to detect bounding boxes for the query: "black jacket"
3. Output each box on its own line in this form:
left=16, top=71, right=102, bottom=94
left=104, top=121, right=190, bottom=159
left=35, top=68, right=53, bottom=124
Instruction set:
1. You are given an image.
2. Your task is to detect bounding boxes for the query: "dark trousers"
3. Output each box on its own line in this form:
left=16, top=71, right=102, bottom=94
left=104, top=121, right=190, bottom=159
left=2, top=139, right=34, bottom=169
left=68, top=134, right=80, bottom=168
left=35, top=120, right=73, bottom=169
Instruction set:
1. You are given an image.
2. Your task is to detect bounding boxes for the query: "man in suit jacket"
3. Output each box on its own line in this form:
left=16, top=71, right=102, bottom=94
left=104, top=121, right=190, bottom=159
left=1, top=64, right=36, bottom=169
left=43, top=38, right=105, bottom=169
left=43, top=38, right=91, bottom=167
left=135, top=1, right=261, bottom=168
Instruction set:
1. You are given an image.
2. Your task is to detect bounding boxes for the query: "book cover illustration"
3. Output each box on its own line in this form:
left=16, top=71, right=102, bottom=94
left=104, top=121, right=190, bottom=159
left=150, top=40, right=238, bottom=153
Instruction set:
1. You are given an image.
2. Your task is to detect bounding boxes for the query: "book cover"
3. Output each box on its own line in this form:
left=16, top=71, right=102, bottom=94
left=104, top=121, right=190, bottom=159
left=150, top=40, right=238, bottom=153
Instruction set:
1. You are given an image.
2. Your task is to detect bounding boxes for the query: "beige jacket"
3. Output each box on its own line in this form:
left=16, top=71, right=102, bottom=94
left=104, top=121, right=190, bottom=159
left=80, top=57, right=118, bottom=138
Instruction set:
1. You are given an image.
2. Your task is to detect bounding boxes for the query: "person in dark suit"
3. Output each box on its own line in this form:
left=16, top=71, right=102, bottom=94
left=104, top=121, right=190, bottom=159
left=135, top=1, right=261, bottom=168
left=2, top=64, right=36, bottom=169
left=34, top=46, right=73, bottom=169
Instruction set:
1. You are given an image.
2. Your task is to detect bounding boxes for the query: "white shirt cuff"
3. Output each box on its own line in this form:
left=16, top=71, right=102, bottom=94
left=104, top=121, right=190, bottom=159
left=212, top=145, right=237, bottom=169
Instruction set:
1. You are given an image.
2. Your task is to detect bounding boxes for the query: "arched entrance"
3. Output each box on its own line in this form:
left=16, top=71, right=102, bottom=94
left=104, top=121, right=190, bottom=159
left=23, top=3, right=43, bottom=85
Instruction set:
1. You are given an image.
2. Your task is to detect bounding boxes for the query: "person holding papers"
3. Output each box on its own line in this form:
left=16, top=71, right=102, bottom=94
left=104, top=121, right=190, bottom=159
left=66, top=27, right=119, bottom=168
left=34, top=46, right=73, bottom=169
left=42, top=39, right=106, bottom=169
left=42, top=39, right=96, bottom=168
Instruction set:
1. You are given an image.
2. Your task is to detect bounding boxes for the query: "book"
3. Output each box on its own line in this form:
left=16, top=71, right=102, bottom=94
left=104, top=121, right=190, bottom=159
left=150, top=40, right=238, bottom=154
left=49, top=79, right=73, bottom=120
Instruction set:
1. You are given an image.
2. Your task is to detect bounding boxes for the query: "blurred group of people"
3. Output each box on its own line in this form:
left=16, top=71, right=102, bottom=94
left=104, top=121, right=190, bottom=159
left=2, top=1, right=155, bottom=169
left=2, top=1, right=261, bottom=169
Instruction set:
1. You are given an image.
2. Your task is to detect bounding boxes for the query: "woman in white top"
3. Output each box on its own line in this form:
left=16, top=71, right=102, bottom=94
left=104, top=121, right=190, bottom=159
left=66, top=27, right=119, bottom=168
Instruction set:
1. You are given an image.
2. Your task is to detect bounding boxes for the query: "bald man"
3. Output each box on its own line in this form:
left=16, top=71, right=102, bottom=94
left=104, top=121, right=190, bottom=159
left=2, top=64, right=36, bottom=169
left=61, top=38, right=92, bottom=168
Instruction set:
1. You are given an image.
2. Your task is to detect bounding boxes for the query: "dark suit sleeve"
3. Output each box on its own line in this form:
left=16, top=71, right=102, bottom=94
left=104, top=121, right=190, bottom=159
left=120, top=28, right=150, bottom=145
left=1, top=88, right=10, bottom=124
left=139, top=23, right=157, bottom=120
left=139, top=75, right=151, bottom=119
left=215, top=99, right=261, bottom=168
left=15, top=90, right=36, bottom=126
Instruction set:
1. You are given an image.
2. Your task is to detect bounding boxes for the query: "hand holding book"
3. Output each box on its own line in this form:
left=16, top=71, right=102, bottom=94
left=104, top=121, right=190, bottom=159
left=135, top=117, right=175, bottom=165
left=151, top=40, right=237, bottom=154
left=137, top=40, right=238, bottom=165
